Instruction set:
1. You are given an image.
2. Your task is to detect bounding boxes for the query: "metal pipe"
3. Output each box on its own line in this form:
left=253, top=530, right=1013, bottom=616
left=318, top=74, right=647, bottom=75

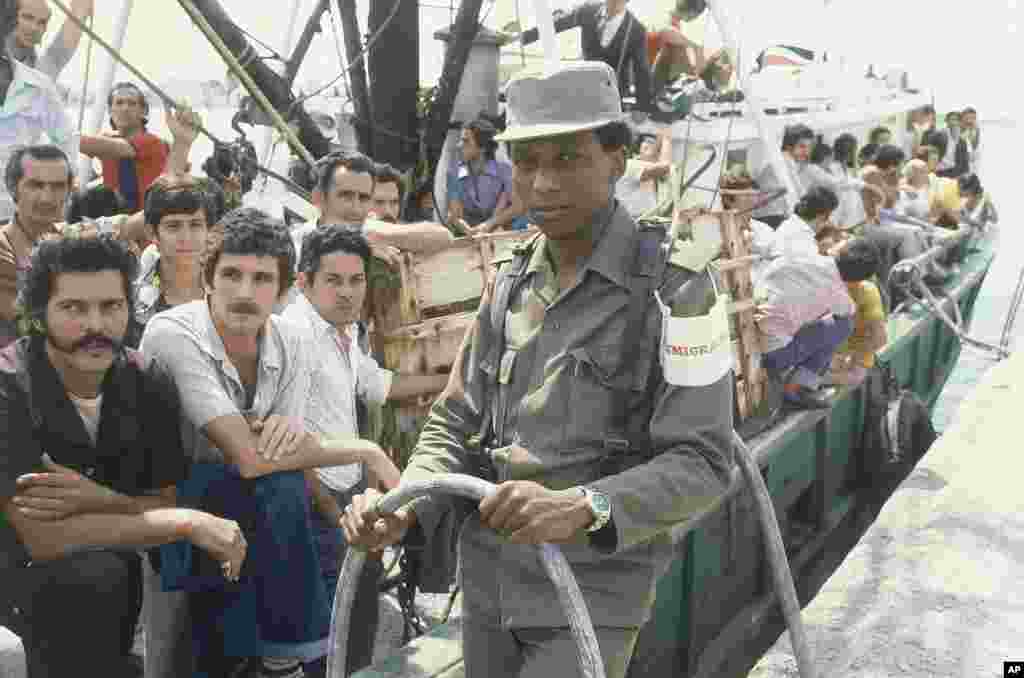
left=258, top=0, right=307, bottom=168
left=733, top=431, right=818, bottom=678
left=888, top=228, right=972, bottom=284
left=328, top=474, right=606, bottom=678
left=76, top=0, right=135, bottom=181
left=531, top=0, right=561, bottom=70
left=705, top=0, right=800, bottom=213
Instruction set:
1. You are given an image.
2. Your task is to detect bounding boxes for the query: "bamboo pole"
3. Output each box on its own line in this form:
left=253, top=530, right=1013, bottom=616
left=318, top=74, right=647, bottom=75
left=76, top=14, right=95, bottom=131
left=76, top=0, right=134, bottom=181
left=258, top=0, right=308, bottom=168
left=285, top=0, right=329, bottom=88
left=531, top=0, right=561, bottom=71
left=177, top=0, right=316, bottom=167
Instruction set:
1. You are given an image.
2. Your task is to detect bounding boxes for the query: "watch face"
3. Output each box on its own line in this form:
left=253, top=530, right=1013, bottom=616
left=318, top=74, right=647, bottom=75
left=592, top=492, right=611, bottom=514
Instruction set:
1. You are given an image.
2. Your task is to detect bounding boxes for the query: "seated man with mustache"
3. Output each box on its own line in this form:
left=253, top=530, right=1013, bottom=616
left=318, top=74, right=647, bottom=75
left=0, top=235, right=248, bottom=678
left=141, top=208, right=398, bottom=678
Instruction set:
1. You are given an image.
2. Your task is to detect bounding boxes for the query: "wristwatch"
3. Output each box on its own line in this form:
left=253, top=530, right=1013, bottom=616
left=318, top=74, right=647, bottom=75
left=577, top=487, right=612, bottom=533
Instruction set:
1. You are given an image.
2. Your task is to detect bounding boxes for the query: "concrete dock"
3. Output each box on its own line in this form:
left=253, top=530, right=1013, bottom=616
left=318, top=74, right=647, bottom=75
left=749, top=349, right=1024, bottom=678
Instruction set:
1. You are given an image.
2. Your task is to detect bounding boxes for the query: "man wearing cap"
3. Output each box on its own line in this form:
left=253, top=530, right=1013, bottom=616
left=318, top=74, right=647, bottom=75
left=342, top=61, right=734, bottom=678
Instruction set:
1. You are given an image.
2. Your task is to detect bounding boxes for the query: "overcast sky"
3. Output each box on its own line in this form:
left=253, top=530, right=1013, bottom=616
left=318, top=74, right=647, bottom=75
left=44, top=0, right=1020, bottom=117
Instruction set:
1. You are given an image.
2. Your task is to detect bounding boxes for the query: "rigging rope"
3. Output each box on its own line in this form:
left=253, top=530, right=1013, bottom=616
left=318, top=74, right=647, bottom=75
left=49, top=0, right=313, bottom=200
left=999, top=261, right=1024, bottom=352
left=889, top=256, right=1010, bottom=360
left=708, top=32, right=740, bottom=208
left=515, top=0, right=527, bottom=67
left=177, top=0, right=316, bottom=167
left=326, top=2, right=354, bottom=104
left=289, top=0, right=407, bottom=113
left=76, top=14, right=94, bottom=132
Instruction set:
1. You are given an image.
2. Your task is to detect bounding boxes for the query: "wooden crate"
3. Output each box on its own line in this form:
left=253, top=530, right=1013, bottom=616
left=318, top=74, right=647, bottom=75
left=368, top=229, right=538, bottom=335
left=368, top=213, right=768, bottom=424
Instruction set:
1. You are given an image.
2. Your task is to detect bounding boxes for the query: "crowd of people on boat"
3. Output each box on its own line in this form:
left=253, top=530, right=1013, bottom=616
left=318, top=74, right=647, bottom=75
left=0, top=1, right=999, bottom=678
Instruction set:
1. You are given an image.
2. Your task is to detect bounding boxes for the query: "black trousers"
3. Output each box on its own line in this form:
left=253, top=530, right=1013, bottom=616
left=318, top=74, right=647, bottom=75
left=8, top=550, right=142, bottom=678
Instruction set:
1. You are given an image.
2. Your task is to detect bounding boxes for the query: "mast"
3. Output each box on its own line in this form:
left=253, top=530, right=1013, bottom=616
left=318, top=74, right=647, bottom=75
left=77, top=0, right=135, bottom=181
left=531, top=0, right=561, bottom=70
left=284, top=0, right=330, bottom=88
left=422, top=0, right=485, bottom=173
left=368, top=0, right=419, bottom=168
left=257, top=0, right=307, bottom=170
left=336, top=0, right=373, bottom=154
left=185, top=0, right=332, bottom=160
left=705, top=0, right=799, bottom=212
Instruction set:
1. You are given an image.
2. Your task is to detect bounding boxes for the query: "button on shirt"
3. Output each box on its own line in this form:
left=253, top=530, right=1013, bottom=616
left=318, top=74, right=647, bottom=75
left=0, top=58, right=78, bottom=221
left=281, top=293, right=393, bottom=491
left=139, top=300, right=310, bottom=464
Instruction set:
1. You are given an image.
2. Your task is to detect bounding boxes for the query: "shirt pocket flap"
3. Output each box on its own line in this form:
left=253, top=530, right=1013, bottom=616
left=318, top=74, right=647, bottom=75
left=571, top=344, right=649, bottom=392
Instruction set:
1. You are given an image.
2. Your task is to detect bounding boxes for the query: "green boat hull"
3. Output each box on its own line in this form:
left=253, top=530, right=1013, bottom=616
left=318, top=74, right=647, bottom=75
left=355, top=238, right=996, bottom=678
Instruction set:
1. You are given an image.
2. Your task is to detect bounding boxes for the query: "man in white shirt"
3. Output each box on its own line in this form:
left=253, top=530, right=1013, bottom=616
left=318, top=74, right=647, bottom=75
left=142, top=208, right=398, bottom=678
left=7, top=0, right=93, bottom=81
left=0, top=29, right=78, bottom=221
left=771, top=186, right=840, bottom=261
left=291, top=151, right=453, bottom=269
left=282, top=224, right=447, bottom=676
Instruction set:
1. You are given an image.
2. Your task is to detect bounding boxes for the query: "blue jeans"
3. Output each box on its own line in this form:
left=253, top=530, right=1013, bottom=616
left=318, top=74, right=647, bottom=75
left=762, top=315, right=854, bottom=388
left=304, top=480, right=384, bottom=678
left=176, top=467, right=331, bottom=676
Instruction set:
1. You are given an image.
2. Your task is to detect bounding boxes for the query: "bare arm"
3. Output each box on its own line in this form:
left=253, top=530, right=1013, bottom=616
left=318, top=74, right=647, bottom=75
left=117, top=210, right=149, bottom=244
left=520, top=3, right=585, bottom=45
left=388, top=373, right=450, bottom=401
left=12, top=457, right=177, bottom=520
left=365, top=219, right=455, bottom=254
left=863, top=319, right=888, bottom=353
left=55, top=0, right=93, bottom=53
left=203, top=414, right=385, bottom=480
left=80, top=134, right=137, bottom=160
left=5, top=500, right=211, bottom=562
left=164, top=105, right=202, bottom=178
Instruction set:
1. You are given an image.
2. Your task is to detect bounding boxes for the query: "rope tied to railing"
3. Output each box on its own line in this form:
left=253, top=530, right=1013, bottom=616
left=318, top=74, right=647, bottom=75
left=889, top=255, right=1009, bottom=360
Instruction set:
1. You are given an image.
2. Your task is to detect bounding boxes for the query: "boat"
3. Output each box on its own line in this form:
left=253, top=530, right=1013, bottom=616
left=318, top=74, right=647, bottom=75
left=331, top=3, right=1000, bottom=671
left=31, top=1, right=1000, bottom=677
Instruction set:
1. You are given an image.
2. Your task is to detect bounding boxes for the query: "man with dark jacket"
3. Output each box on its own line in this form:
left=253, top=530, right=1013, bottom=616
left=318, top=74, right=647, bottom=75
left=342, top=61, right=734, bottom=678
left=931, top=111, right=969, bottom=180
left=520, top=0, right=653, bottom=115
left=0, top=235, right=246, bottom=678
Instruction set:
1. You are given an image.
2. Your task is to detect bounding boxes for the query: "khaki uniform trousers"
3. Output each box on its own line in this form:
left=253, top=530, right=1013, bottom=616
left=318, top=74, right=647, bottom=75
left=463, top=623, right=640, bottom=678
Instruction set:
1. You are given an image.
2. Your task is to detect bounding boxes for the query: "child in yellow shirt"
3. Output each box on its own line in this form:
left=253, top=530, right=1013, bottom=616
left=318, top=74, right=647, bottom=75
left=817, top=232, right=888, bottom=385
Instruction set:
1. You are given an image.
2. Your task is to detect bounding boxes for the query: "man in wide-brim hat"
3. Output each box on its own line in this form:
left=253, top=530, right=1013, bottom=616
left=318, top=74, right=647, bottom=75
left=343, top=61, right=734, bottom=678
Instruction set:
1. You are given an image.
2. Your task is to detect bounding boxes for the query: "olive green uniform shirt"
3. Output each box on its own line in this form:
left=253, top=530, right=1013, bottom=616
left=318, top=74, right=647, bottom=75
left=403, top=203, right=735, bottom=629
